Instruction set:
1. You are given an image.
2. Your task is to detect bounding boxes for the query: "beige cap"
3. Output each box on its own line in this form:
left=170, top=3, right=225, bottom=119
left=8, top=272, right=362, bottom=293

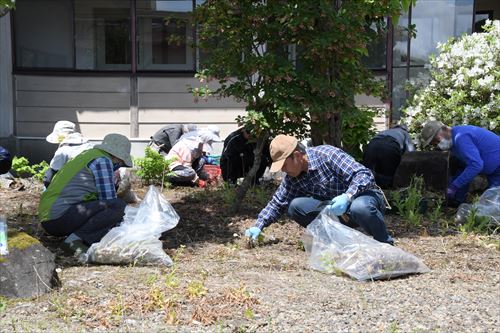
left=46, top=121, right=76, bottom=144
left=94, top=133, right=133, bottom=167
left=421, top=120, right=444, bottom=147
left=269, top=135, right=298, bottom=172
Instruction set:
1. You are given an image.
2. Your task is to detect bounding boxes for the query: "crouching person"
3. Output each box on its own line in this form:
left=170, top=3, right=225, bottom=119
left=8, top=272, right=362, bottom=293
left=245, top=135, right=393, bottom=245
left=38, top=133, right=133, bottom=257
left=0, top=145, right=12, bottom=175
left=166, top=129, right=221, bottom=187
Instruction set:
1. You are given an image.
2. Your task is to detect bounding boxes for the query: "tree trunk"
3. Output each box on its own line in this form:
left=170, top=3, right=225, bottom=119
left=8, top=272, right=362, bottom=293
left=324, top=111, right=342, bottom=147
left=230, top=131, right=270, bottom=214
left=310, top=119, right=324, bottom=146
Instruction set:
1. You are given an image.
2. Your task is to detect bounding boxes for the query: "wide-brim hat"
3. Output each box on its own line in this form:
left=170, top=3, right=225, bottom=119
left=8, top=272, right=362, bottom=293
left=46, top=120, right=76, bottom=144
left=94, top=133, right=133, bottom=167
left=269, top=135, right=298, bottom=172
left=61, top=132, right=89, bottom=145
left=421, top=120, right=444, bottom=148
left=205, top=125, right=223, bottom=142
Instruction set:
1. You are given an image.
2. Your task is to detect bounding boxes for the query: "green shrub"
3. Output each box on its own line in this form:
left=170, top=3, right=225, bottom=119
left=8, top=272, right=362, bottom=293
left=11, top=156, right=49, bottom=182
left=134, top=147, right=175, bottom=186
left=341, top=107, right=380, bottom=161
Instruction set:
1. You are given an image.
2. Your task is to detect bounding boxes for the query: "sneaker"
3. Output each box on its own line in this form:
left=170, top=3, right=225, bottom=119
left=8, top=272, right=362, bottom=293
left=61, top=240, right=89, bottom=256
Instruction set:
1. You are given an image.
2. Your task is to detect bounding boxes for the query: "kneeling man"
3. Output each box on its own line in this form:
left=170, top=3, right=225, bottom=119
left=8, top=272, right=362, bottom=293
left=245, top=135, right=393, bottom=244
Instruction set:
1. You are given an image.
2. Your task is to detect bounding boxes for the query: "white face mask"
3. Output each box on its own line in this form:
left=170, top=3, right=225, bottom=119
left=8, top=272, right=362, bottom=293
left=437, top=139, right=452, bottom=150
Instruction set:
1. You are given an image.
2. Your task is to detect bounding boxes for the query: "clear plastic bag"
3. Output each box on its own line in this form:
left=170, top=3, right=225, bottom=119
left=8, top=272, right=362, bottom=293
left=456, top=187, right=500, bottom=226
left=86, top=185, right=179, bottom=266
left=303, top=211, right=430, bottom=281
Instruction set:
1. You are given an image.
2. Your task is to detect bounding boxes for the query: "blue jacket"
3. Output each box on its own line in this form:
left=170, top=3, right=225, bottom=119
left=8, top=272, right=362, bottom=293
left=0, top=146, right=11, bottom=162
left=451, top=126, right=500, bottom=189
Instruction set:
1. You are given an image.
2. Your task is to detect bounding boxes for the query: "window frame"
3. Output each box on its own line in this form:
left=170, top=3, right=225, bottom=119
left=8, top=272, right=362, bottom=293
left=12, top=0, right=199, bottom=75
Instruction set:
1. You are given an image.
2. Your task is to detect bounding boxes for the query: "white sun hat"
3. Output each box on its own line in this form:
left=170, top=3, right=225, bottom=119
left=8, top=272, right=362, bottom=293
left=46, top=121, right=76, bottom=144
left=205, top=125, right=222, bottom=142
left=60, top=132, right=89, bottom=145
left=94, top=133, right=133, bottom=167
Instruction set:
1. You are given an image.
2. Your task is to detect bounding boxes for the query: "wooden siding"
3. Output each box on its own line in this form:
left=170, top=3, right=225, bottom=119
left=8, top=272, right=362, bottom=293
left=15, top=75, right=131, bottom=139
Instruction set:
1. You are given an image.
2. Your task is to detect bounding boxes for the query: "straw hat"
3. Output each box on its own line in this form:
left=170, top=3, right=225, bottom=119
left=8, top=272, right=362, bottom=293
left=46, top=121, right=76, bottom=144
left=94, top=134, right=133, bottom=167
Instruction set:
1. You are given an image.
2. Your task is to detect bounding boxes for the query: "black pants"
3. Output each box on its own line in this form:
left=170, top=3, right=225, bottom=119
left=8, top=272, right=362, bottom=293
left=220, top=154, right=267, bottom=184
left=363, top=137, right=402, bottom=189
left=41, top=198, right=126, bottom=245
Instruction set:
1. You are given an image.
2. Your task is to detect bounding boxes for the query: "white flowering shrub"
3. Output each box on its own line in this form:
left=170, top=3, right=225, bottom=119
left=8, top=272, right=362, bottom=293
left=402, top=20, right=500, bottom=140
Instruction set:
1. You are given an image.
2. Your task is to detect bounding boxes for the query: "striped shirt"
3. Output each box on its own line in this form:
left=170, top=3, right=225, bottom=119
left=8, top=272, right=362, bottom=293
left=256, top=145, right=376, bottom=229
left=87, top=157, right=116, bottom=200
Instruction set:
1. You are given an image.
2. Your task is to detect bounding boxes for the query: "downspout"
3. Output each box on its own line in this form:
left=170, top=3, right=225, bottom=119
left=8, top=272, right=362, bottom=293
left=130, top=0, right=139, bottom=138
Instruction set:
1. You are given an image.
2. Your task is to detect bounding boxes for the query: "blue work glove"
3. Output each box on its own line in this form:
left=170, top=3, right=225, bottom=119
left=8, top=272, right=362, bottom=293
left=446, top=184, right=458, bottom=201
left=245, top=226, right=261, bottom=240
left=327, top=193, right=351, bottom=216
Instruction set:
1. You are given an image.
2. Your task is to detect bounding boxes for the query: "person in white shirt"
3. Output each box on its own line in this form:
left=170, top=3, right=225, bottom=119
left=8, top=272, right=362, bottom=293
left=44, top=121, right=93, bottom=187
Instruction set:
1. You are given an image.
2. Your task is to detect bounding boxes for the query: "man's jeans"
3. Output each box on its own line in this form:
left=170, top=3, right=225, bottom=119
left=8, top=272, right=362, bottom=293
left=41, top=198, right=126, bottom=245
left=287, top=189, right=393, bottom=244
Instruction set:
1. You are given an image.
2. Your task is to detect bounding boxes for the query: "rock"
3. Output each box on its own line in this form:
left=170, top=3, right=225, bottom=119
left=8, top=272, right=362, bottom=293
left=0, top=230, right=59, bottom=298
left=393, top=151, right=449, bottom=191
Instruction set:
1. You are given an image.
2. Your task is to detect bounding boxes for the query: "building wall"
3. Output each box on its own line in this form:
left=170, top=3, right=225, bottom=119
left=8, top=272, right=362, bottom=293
left=14, top=74, right=246, bottom=162
left=0, top=13, right=13, bottom=140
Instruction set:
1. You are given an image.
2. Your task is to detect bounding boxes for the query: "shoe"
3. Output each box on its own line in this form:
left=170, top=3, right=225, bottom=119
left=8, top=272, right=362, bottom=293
left=61, top=240, right=89, bottom=256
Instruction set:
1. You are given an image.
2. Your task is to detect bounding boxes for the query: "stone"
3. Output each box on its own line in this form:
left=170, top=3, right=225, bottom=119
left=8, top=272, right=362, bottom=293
left=393, top=151, right=449, bottom=191
left=0, top=230, right=59, bottom=298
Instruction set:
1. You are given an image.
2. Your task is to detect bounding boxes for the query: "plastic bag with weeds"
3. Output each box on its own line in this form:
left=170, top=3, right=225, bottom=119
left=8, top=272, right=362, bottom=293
left=303, top=211, right=430, bottom=281
left=86, top=185, right=179, bottom=266
left=455, top=187, right=500, bottom=227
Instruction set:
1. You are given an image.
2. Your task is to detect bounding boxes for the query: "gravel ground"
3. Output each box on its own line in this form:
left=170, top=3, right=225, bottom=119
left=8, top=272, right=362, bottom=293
left=0, top=182, right=499, bottom=332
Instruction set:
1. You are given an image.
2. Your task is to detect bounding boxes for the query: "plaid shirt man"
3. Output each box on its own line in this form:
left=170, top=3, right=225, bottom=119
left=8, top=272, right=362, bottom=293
left=256, top=145, right=376, bottom=229
left=87, top=157, right=117, bottom=200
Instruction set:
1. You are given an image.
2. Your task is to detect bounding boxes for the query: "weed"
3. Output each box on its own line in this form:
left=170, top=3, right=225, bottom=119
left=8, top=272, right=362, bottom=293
left=146, top=273, right=159, bottom=286
left=248, top=186, right=268, bottom=206
left=110, top=293, right=127, bottom=319
left=186, top=280, right=208, bottom=299
left=221, top=183, right=237, bottom=206
left=295, top=240, right=305, bottom=251
left=392, top=176, right=425, bottom=227
left=0, top=296, right=7, bottom=313
left=165, top=268, right=180, bottom=289
left=429, top=198, right=443, bottom=224
left=459, top=206, right=497, bottom=235
left=244, top=307, right=254, bottom=319
left=134, top=147, right=175, bottom=187
left=48, top=296, right=71, bottom=322
left=388, top=321, right=400, bottom=333
left=147, top=287, right=166, bottom=310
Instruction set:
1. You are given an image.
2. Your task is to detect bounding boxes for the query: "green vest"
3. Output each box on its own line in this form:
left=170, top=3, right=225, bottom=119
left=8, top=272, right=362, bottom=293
left=38, top=149, right=110, bottom=222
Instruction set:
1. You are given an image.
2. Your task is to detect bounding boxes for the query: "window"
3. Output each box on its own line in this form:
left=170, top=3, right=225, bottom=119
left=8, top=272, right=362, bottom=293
left=14, top=0, right=198, bottom=72
left=15, top=0, right=73, bottom=69
left=391, top=0, right=474, bottom=118
left=136, top=0, right=194, bottom=71
left=74, top=0, right=131, bottom=70
left=362, top=20, right=388, bottom=70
